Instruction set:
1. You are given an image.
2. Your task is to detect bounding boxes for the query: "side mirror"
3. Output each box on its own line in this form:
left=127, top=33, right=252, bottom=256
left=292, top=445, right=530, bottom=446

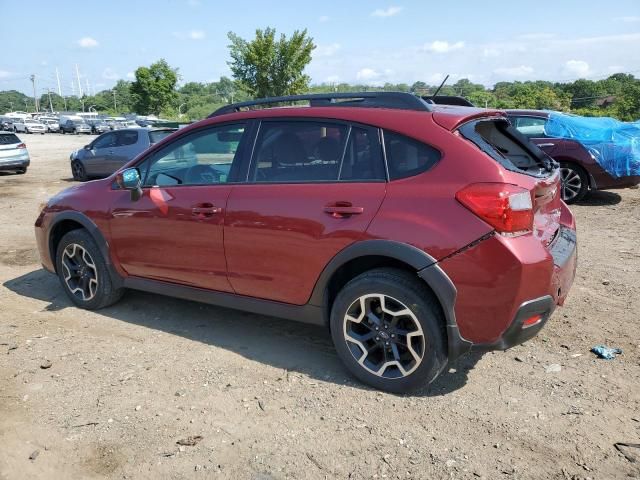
left=115, top=167, right=143, bottom=202
left=84, top=144, right=91, bottom=150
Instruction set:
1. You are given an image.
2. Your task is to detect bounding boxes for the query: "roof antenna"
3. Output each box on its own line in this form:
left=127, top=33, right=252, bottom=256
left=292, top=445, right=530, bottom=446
left=431, top=74, right=450, bottom=98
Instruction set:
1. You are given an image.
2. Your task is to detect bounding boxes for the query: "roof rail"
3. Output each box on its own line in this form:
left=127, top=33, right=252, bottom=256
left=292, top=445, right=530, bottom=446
left=422, top=95, right=475, bottom=107
left=209, top=91, right=432, bottom=117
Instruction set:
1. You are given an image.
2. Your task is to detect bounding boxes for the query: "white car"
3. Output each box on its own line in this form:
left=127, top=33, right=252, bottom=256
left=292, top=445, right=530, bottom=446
left=0, top=131, right=30, bottom=174
left=14, top=119, right=46, bottom=134
left=43, top=119, right=60, bottom=133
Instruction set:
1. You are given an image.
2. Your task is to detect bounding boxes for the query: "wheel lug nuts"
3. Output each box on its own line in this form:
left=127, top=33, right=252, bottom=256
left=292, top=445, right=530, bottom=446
left=384, top=325, right=388, bottom=329
left=391, top=334, right=395, bottom=338
left=375, top=327, right=379, bottom=331
left=375, top=337, right=380, bottom=341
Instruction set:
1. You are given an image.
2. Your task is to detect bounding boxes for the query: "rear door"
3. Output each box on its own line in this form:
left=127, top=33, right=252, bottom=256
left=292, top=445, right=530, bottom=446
left=224, top=119, right=387, bottom=305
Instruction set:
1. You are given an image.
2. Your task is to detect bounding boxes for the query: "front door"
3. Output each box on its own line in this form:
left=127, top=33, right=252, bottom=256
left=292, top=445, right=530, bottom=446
left=109, top=122, right=249, bottom=291
left=224, top=119, right=387, bottom=305
left=84, top=132, right=117, bottom=177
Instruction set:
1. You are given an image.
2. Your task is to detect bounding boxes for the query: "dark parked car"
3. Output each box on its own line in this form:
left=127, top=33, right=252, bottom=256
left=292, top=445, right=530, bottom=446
left=35, top=92, right=577, bottom=392
left=0, top=131, right=30, bottom=174
left=87, top=120, right=111, bottom=134
left=60, top=119, right=92, bottom=135
left=70, top=128, right=176, bottom=181
left=506, top=110, right=640, bottom=203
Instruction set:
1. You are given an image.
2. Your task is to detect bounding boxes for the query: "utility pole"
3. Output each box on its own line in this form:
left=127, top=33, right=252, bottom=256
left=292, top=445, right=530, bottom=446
left=47, top=88, right=54, bottom=112
left=30, top=74, right=38, bottom=112
left=76, top=64, right=83, bottom=97
left=112, top=90, right=117, bottom=112
left=55, top=67, right=62, bottom=96
left=86, top=78, right=90, bottom=97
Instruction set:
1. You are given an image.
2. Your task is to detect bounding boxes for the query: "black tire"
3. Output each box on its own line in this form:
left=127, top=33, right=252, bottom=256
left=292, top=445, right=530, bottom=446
left=71, top=160, right=88, bottom=181
left=560, top=162, right=589, bottom=204
left=61, top=129, right=65, bottom=134
left=74, top=128, right=78, bottom=135
left=55, top=229, right=124, bottom=310
left=330, top=268, right=447, bottom=393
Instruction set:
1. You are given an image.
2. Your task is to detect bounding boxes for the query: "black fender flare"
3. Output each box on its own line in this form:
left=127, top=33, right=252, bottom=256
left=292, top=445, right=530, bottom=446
left=308, top=239, right=472, bottom=360
left=48, top=211, right=124, bottom=288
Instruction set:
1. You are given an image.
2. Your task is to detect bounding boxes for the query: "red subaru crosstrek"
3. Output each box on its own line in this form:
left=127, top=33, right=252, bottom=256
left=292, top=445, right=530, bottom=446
left=35, top=93, right=577, bottom=392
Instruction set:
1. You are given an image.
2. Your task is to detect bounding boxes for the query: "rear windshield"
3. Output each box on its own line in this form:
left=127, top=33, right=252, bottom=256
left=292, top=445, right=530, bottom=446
left=0, top=133, right=20, bottom=145
left=148, top=130, right=175, bottom=144
left=459, top=118, right=554, bottom=176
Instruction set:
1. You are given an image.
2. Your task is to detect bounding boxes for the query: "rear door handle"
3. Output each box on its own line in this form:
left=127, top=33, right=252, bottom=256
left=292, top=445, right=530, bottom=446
left=324, top=202, right=364, bottom=218
left=192, top=203, right=222, bottom=217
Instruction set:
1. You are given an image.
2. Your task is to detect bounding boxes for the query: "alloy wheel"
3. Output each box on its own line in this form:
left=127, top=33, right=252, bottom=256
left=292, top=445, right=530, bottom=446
left=72, top=162, right=85, bottom=180
left=560, top=167, right=582, bottom=202
left=343, top=294, right=425, bottom=379
left=61, top=243, right=98, bottom=301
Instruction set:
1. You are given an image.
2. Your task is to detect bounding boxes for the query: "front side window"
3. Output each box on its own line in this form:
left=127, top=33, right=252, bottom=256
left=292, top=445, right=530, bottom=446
left=251, top=121, right=348, bottom=183
left=511, top=116, right=547, bottom=138
left=92, top=132, right=117, bottom=149
left=383, top=130, right=441, bottom=180
left=141, top=124, right=245, bottom=187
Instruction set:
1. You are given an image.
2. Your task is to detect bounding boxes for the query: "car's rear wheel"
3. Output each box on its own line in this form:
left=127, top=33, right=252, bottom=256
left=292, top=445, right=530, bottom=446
left=330, top=268, right=447, bottom=393
left=71, top=161, right=88, bottom=181
left=55, top=229, right=123, bottom=310
left=560, top=162, right=589, bottom=204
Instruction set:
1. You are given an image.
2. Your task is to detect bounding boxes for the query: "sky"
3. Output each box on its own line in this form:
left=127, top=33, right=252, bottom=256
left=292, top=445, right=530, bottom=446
left=1, top=0, right=639, bottom=97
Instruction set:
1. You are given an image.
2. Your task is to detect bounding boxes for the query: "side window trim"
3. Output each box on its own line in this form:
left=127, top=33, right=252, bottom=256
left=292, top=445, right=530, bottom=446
left=335, top=125, right=352, bottom=180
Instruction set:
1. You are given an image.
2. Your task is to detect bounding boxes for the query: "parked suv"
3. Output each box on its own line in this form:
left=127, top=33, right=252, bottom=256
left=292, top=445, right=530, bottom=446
left=35, top=93, right=577, bottom=392
left=60, top=119, right=92, bottom=135
left=69, top=128, right=176, bottom=181
left=0, top=131, right=30, bottom=173
left=14, top=118, right=46, bottom=134
left=506, top=110, right=640, bottom=202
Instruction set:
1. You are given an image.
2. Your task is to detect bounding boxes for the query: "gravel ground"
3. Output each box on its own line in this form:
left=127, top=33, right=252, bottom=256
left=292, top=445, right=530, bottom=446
left=1, top=133, right=639, bottom=480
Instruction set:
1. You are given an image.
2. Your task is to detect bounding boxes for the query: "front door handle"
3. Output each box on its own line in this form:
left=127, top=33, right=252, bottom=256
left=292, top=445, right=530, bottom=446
left=324, top=202, right=364, bottom=218
left=192, top=203, right=222, bottom=217
left=537, top=143, right=555, bottom=148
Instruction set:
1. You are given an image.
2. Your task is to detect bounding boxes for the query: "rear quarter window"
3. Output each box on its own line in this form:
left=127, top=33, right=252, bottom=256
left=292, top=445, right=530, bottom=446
left=383, top=130, right=441, bottom=180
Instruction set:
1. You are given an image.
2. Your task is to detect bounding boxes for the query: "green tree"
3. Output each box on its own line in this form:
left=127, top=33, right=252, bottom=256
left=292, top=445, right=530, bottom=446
left=130, top=59, right=179, bottom=115
left=227, top=27, right=315, bottom=98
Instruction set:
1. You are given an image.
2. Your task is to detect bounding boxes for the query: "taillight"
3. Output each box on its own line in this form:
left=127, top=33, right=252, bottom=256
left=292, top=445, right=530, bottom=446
left=456, top=183, right=533, bottom=235
left=16, top=143, right=26, bottom=149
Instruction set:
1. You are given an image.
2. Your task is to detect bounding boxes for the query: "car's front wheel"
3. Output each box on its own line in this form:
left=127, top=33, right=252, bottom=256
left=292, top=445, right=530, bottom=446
left=55, top=229, right=124, bottom=310
left=71, top=160, right=88, bottom=181
left=330, top=268, right=447, bottom=393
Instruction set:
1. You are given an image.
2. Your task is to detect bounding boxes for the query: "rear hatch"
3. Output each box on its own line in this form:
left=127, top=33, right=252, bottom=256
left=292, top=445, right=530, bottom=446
left=0, top=133, right=25, bottom=159
left=437, top=109, right=563, bottom=247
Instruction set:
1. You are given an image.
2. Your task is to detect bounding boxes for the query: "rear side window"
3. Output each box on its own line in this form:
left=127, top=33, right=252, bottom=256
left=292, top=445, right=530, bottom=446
left=116, top=131, right=138, bottom=146
left=383, top=130, right=441, bottom=180
left=339, top=127, right=385, bottom=181
left=510, top=116, right=547, bottom=138
left=0, top=133, right=20, bottom=145
left=148, top=130, right=174, bottom=144
left=251, top=121, right=348, bottom=182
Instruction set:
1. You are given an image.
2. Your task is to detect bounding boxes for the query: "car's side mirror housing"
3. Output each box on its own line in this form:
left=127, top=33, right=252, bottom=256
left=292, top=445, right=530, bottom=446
left=115, top=167, right=143, bottom=202
left=84, top=144, right=90, bottom=150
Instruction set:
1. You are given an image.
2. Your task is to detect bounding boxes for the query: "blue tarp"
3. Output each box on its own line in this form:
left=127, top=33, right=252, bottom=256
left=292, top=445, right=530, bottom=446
left=545, top=112, right=640, bottom=178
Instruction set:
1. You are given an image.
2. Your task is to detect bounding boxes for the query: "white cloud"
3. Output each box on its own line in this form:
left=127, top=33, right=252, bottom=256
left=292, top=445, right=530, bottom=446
left=493, top=65, right=534, bottom=76
left=563, top=60, right=590, bottom=77
left=614, top=16, right=640, bottom=22
left=0, top=70, right=12, bottom=79
left=315, top=43, right=341, bottom=57
left=318, top=15, right=330, bottom=22
left=78, top=37, right=98, bottom=48
left=424, top=40, right=464, bottom=53
left=102, top=68, right=120, bottom=80
left=482, top=47, right=501, bottom=57
left=356, top=68, right=379, bottom=81
left=371, top=6, right=403, bottom=17
left=126, top=72, right=135, bottom=79
left=517, top=33, right=556, bottom=40
left=189, top=30, right=205, bottom=40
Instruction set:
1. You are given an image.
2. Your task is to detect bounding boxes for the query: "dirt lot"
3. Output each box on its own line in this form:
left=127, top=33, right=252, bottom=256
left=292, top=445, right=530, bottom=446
left=0, top=133, right=639, bottom=480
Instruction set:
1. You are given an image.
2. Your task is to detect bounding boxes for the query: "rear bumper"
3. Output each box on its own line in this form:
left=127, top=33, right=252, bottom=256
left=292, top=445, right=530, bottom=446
left=437, top=223, right=577, bottom=358
left=0, top=156, right=30, bottom=171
